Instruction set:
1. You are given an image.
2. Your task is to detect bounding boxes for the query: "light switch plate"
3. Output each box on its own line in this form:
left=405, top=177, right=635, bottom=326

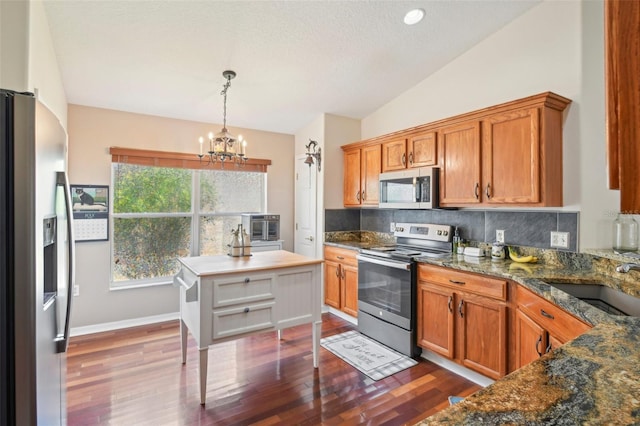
left=550, top=231, right=569, bottom=249
left=390, top=222, right=396, bottom=232
left=496, top=230, right=505, bottom=243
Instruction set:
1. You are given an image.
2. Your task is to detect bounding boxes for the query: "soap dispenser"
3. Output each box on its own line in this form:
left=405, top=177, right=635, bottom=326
left=453, top=227, right=462, bottom=254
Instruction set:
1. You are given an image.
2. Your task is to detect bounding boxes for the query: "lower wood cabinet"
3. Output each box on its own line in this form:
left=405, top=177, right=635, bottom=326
left=515, top=286, right=592, bottom=369
left=323, top=246, right=358, bottom=317
left=417, top=264, right=508, bottom=380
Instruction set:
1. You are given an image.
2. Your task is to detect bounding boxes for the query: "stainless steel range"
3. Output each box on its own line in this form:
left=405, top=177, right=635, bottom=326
left=356, top=223, right=453, bottom=357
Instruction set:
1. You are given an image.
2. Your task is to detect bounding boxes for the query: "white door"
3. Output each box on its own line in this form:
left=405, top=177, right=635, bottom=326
left=294, top=155, right=318, bottom=258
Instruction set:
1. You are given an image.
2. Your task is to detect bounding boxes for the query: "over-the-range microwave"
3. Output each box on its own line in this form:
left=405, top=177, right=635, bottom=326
left=378, top=166, right=439, bottom=209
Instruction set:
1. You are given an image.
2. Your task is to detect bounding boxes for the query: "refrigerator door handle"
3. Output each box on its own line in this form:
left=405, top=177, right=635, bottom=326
left=54, top=171, right=75, bottom=353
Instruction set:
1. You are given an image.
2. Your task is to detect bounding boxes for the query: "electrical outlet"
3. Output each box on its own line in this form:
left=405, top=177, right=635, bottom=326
left=550, top=231, right=570, bottom=249
left=73, top=285, right=80, bottom=296
left=496, top=229, right=505, bottom=243
left=390, top=222, right=396, bottom=232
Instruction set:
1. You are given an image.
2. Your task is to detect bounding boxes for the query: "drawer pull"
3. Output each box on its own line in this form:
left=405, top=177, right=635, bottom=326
left=336, top=266, right=341, bottom=277
left=337, top=256, right=344, bottom=260
left=535, top=335, right=543, bottom=357
left=545, top=342, right=553, bottom=354
left=447, top=296, right=453, bottom=313
left=458, top=300, right=464, bottom=318
left=243, top=307, right=250, bottom=313
left=449, top=279, right=466, bottom=286
left=540, top=309, right=555, bottom=320
left=244, top=277, right=250, bottom=284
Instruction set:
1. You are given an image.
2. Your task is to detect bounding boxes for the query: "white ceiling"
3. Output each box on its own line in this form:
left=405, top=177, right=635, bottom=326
left=43, top=0, right=540, bottom=135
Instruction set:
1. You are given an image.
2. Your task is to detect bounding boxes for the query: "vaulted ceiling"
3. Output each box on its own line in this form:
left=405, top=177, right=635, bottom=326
left=43, top=1, right=540, bottom=135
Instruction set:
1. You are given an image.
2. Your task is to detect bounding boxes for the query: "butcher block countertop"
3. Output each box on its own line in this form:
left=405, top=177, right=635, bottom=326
left=324, top=233, right=640, bottom=424
left=178, top=250, right=323, bottom=277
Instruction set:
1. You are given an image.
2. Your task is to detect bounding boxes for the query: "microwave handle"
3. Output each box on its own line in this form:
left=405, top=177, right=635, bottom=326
left=413, top=177, right=419, bottom=202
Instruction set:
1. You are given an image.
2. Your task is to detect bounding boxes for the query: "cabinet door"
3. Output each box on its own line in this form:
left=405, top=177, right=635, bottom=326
left=324, top=261, right=341, bottom=309
left=458, top=294, right=507, bottom=379
left=409, top=131, right=437, bottom=168
left=546, top=333, right=564, bottom=354
left=515, top=308, right=547, bottom=369
left=342, top=264, right=359, bottom=317
left=439, top=121, right=482, bottom=205
left=361, top=144, right=381, bottom=205
left=483, top=108, right=540, bottom=204
left=343, top=148, right=362, bottom=206
left=417, top=282, right=455, bottom=359
left=381, top=138, right=408, bottom=172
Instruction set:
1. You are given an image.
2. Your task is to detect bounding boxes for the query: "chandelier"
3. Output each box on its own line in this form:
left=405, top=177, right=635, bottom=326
left=198, top=70, right=248, bottom=168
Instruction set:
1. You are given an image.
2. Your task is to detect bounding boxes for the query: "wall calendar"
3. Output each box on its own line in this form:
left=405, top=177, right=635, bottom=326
left=70, top=184, right=109, bottom=242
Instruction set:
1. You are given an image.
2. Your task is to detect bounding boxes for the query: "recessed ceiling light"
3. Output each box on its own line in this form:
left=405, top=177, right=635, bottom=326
left=404, top=8, right=425, bottom=25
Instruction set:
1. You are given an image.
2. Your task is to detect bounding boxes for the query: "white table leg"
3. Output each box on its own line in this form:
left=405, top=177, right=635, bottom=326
left=312, top=320, right=322, bottom=368
left=277, top=329, right=282, bottom=340
left=180, top=319, right=188, bottom=364
left=199, top=347, right=208, bottom=405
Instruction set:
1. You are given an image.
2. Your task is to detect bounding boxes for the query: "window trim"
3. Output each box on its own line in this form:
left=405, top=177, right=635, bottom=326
left=109, top=162, right=267, bottom=290
left=109, top=147, right=272, bottom=172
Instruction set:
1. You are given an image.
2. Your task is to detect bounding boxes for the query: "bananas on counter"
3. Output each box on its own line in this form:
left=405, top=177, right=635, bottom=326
left=508, top=246, right=538, bottom=263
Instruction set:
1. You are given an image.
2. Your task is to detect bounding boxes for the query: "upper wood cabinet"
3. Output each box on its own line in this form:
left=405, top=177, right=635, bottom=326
left=409, top=131, right=437, bottom=168
left=381, top=132, right=437, bottom=172
left=606, top=0, right=640, bottom=212
left=438, top=93, right=569, bottom=208
left=438, top=121, right=482, bottom=205
left=343, top=92, right=570, bottom=208
left=343, top=144, right=381, bottom=207
left=381, top=137, right=408, bottom=172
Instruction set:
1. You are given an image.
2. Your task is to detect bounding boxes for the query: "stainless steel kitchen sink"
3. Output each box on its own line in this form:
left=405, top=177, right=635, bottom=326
left=541, top=281, right=640, bottom=317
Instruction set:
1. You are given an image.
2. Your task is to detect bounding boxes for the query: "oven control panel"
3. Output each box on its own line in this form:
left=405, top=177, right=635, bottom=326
left=393, top=222, right=452, bottom=242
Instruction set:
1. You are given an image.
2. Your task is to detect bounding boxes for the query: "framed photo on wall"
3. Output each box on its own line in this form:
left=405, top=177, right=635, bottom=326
left=70, top=184, right=109, bottom=242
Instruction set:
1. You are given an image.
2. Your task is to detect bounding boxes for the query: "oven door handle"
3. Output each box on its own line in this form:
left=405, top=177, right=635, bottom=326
left=356, top=254, right=411, bottom=270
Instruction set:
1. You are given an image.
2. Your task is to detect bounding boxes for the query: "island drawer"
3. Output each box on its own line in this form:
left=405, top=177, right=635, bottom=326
left=418, top=264, right=507, bottom=301
left=212, top=301, right=275, bottom=340
left=210, top=273, right=275, bottom=308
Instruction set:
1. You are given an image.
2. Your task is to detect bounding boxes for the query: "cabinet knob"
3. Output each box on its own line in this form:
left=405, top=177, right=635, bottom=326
left=243, top=307, right=250, bottom=313
left=244, top=277, right=250, bottom=284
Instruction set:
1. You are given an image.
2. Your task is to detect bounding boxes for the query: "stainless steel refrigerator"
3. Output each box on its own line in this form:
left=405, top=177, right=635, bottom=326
left=1, top=89, right=75, bottom=425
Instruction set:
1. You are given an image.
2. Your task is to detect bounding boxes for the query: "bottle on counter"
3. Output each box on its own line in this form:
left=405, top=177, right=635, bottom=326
left=453, top=227, right=461, bottom=254
left=613, top=213, right=639, bottom=253
left=242, top=228, right=251, bottom=256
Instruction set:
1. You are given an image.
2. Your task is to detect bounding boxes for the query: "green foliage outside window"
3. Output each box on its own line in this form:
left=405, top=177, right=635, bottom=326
left=113, top=164, right=192, bottom=281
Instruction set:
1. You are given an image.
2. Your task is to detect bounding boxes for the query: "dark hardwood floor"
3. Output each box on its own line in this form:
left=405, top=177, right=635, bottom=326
left=66, top=313, right=481, bottom=425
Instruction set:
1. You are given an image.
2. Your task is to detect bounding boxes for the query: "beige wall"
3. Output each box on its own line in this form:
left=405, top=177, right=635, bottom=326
left=68, top=104, right=295, bottom=328
left=361, top=1, right=616, bottom=250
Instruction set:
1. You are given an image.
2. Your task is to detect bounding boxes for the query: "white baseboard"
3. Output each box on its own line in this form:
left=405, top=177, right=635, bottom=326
left=70, top=312, right=180, bottom=337
left=420, top=350, right=495, bottom=388
left=324, top=306, right=358, bottom=325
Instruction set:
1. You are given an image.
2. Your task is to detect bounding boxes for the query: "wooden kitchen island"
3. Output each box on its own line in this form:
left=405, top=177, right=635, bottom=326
left=174, top=250, right=323, bottom=404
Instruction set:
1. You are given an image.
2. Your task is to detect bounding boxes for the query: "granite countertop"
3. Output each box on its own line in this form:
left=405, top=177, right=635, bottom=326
left=323, top=234, right=640, bottom=423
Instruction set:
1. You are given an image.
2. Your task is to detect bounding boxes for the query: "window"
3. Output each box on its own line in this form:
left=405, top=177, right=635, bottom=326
left=111, top=163, right=266, bottom=288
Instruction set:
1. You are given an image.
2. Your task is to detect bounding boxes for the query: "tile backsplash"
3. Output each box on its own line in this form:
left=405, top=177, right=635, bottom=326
left=325, top=208, right=580, bottom=252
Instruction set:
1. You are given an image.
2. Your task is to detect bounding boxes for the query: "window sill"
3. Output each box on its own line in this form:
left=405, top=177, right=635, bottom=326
left=110, top=278, right=175, bottom=291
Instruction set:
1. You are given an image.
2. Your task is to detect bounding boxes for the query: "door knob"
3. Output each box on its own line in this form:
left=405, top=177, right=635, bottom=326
left=305, top=236, right=314, bottom=241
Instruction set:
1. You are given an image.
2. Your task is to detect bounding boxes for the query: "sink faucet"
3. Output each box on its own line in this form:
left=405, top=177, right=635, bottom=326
left=616, top=262, right=640, bottom=273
